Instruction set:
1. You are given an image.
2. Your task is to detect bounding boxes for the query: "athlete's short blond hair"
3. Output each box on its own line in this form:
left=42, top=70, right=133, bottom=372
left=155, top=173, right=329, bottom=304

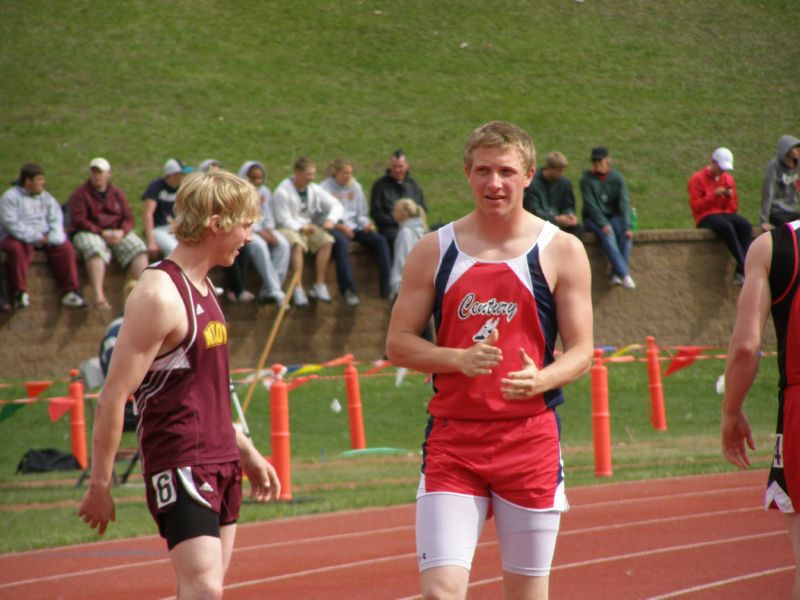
left=463, top=121, right=536, bottom=172
left=171, top=170, right=260, bottom=243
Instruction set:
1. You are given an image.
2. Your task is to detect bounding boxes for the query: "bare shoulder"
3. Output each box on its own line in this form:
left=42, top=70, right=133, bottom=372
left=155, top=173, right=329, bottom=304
left=123, top=268, right=183, bottom=332
left=541, top=229, right=590, bottom=288
left=406, top=230, right=441, bottom=264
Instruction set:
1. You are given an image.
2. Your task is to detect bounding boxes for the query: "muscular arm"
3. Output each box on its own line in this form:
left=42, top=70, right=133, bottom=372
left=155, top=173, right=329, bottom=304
left=501, top=233, right=594, bottom=398
left=721, top=233, right=773, bottom=468
left=386, top=233, right=502, bottom=376
left=142, top=199, right=157, bottom=247
left=78, top=270, right=184, bottom=533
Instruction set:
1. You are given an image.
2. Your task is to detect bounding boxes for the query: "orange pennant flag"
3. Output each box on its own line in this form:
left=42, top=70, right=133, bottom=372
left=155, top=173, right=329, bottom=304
left=47, top=397, right=75, bottom=422
left=665, top=347, right=703, bottom=377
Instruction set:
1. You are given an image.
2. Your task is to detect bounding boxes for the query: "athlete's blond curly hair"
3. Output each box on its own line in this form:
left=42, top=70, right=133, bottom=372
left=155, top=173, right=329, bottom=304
left=171, top=170, right=260, bottom=243
left=463, top=121, right=536, bottom=172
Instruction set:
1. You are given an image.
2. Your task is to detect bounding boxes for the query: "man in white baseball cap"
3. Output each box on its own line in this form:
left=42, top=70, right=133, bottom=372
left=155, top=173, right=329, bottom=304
left=141, top=159, right=193, bottom=258
left=67, top=157, right=148, bottom=310
left=688, top=147, right=753, bottom=285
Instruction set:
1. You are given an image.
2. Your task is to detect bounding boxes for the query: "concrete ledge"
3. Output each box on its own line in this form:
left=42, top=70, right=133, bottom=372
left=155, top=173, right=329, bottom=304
left=0, top=229, right=769, bottom=378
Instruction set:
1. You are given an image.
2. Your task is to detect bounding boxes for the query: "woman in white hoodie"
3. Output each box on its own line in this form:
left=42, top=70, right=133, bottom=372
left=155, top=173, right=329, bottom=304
left=389, top=198, right=427, bottom=299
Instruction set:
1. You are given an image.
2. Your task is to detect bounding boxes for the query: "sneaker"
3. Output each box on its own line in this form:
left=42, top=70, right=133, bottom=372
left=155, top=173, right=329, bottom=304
left=309, top=282, right=332, bottom=303
left=622, top=275, right=636, bottom=289
left=14, top=291, right=30, bottom=310
left=61, top=291, right=87, bottom=308
left=214, top=286, right=224, bottom=297
left=733, top=273, right=745, bottom=286
left=292, top=286, right=309, bottom=307
left=609, top=275, right=623, bottom=286
left=344, top=289, right=361, bottom=307
left=237, top=290, right=255, bottom=303
left=258, top=290, right=286, bottom=306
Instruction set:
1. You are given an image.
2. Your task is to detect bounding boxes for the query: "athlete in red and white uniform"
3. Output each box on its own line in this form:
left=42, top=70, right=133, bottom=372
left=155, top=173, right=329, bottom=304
left=79, top=171, right=280, bottom=598
left=388, top=121, right=593, bottom=600
left=723, top=220, right=800, bottom=596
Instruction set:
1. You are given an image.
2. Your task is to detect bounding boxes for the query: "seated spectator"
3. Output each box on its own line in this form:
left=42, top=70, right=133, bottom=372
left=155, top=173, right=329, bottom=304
left=761, top=135, right=800, bottom=230
left=238, top=161, right=290, bottom=305
left=141, top=158, right=192, bottom=259
left=199, top=158, right=222, bottom=173
left=389, top=198, right=427, bottom=300
left=523, top=151, right=583, bottom=238
left=0, top=163, right=86, bottom=309
left=688, top=147, right=753, bottom=286
left=272, top=157, right=343, bottom=306
left=581, top=147, right=636, bottom=289
left=68, top=158, right=148, bottom=310
left=370, top=149, right=426, bottom=256
left=321, top=158, right=391, bottom=304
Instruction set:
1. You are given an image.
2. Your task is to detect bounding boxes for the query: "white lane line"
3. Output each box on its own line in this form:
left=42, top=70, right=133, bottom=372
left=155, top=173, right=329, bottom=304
left=0, top=489, right=769, bottom=589
left=0, top=525, right=412, bottom=590
left=463, top=530, right=786, bottom=593
left=223, top=516, right=780, bottom=597
left=569, top=485, right=761, bottom=511
left=646, top=565, right=794, bottom=599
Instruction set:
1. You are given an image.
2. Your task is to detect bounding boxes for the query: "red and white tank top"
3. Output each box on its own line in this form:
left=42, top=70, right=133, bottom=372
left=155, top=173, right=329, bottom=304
left=135, top=260, right=239, bottom=473
left=430, top=221, right=563, bottom=420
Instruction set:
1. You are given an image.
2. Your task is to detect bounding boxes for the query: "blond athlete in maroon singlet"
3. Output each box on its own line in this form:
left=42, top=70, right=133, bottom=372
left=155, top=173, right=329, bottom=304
left=722, top=221, right=800, bottom=598
left=78, top=170, right=280, bottom=599
left=387, top=122, right=593, bottom=600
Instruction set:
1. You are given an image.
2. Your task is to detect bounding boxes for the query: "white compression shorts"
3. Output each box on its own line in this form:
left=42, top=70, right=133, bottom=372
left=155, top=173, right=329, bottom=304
left=416, top=476, right=562, bottom=577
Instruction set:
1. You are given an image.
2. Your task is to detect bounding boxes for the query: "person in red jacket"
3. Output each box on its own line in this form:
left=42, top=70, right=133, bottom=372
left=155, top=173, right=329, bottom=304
left=687, top=147, right=753, bottom=285
left=68, top=158, right=148, bottom=309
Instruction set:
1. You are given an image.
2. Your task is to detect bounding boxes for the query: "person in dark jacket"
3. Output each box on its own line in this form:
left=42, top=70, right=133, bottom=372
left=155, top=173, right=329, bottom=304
left=523, top=151, right=582, bottom=238
left=581, top=147, right=636, bottom=289
left=370, top=150, right=426, bottom=256
left=68, top=158, right=148, bottom=310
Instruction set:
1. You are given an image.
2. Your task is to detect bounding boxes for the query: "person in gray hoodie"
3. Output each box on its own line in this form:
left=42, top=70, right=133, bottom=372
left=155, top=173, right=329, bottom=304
left=761, top=135, right=800, bottom=230
left=389, top=198, right=427, bottom=299
left=0, top=163, right=86, bottom=310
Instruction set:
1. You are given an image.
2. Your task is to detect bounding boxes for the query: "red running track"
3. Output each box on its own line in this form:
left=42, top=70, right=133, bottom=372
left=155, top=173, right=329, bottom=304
left=0, top=469, right=792, bottom=599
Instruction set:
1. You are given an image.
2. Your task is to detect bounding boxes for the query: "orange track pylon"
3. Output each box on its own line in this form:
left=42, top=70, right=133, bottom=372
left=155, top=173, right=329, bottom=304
left=646, top=336, right=668, bottom=431
left=269, top=364, right=292, bottom=500
left=344, top=358, right=366, bottom=450
left=68, top=370, right=88, bottom=469
left=591, top=349, right=612, bottom=477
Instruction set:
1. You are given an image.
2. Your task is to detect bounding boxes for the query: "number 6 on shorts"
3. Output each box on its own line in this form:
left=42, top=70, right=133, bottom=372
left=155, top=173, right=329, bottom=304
left=152, top=470, right=177, bottom=509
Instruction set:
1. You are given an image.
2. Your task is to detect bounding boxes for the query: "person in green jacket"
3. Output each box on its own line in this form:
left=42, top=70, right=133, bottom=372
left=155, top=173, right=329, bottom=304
left=580, top=147, right=635, bottom=289
left=522, top=151, right=583, bottom=238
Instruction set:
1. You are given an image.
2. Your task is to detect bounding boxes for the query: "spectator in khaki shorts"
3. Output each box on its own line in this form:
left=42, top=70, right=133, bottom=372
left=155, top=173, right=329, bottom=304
left=272, top=157, right=342, bottom=306
left=68, top=158, right=148, bottom=310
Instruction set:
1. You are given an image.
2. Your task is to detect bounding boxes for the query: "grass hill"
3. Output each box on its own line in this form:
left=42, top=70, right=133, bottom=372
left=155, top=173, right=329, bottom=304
left=1, top=0, right=798, bottom=229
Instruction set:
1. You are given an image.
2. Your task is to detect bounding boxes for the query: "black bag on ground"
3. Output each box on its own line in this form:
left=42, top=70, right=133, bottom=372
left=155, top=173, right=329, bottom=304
left=16, top=448, right=80, bottom=473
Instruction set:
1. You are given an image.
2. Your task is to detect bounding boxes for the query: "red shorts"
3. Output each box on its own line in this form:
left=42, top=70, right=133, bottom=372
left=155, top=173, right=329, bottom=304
left=145, top=461, right=243, bottom=533
left=419, top=411, right=566, bottom=510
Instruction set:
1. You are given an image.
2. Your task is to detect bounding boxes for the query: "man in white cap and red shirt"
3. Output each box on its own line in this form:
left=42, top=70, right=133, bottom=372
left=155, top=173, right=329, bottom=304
left=688, top=147, right=753, bottom=286
left=68, top=158, right=148, bottom=310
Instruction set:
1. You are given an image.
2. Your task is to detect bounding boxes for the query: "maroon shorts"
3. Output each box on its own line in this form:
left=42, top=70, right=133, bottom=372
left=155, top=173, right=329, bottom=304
left=145, top=461, right=243, bottom=542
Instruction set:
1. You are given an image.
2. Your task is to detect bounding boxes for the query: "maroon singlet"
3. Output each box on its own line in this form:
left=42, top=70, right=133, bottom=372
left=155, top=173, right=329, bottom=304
left=134, top=260, right=239, bottom=474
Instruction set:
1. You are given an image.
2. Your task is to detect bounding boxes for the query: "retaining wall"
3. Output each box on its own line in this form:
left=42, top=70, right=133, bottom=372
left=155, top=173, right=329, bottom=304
left=0, top=229, right=770, bottom=379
